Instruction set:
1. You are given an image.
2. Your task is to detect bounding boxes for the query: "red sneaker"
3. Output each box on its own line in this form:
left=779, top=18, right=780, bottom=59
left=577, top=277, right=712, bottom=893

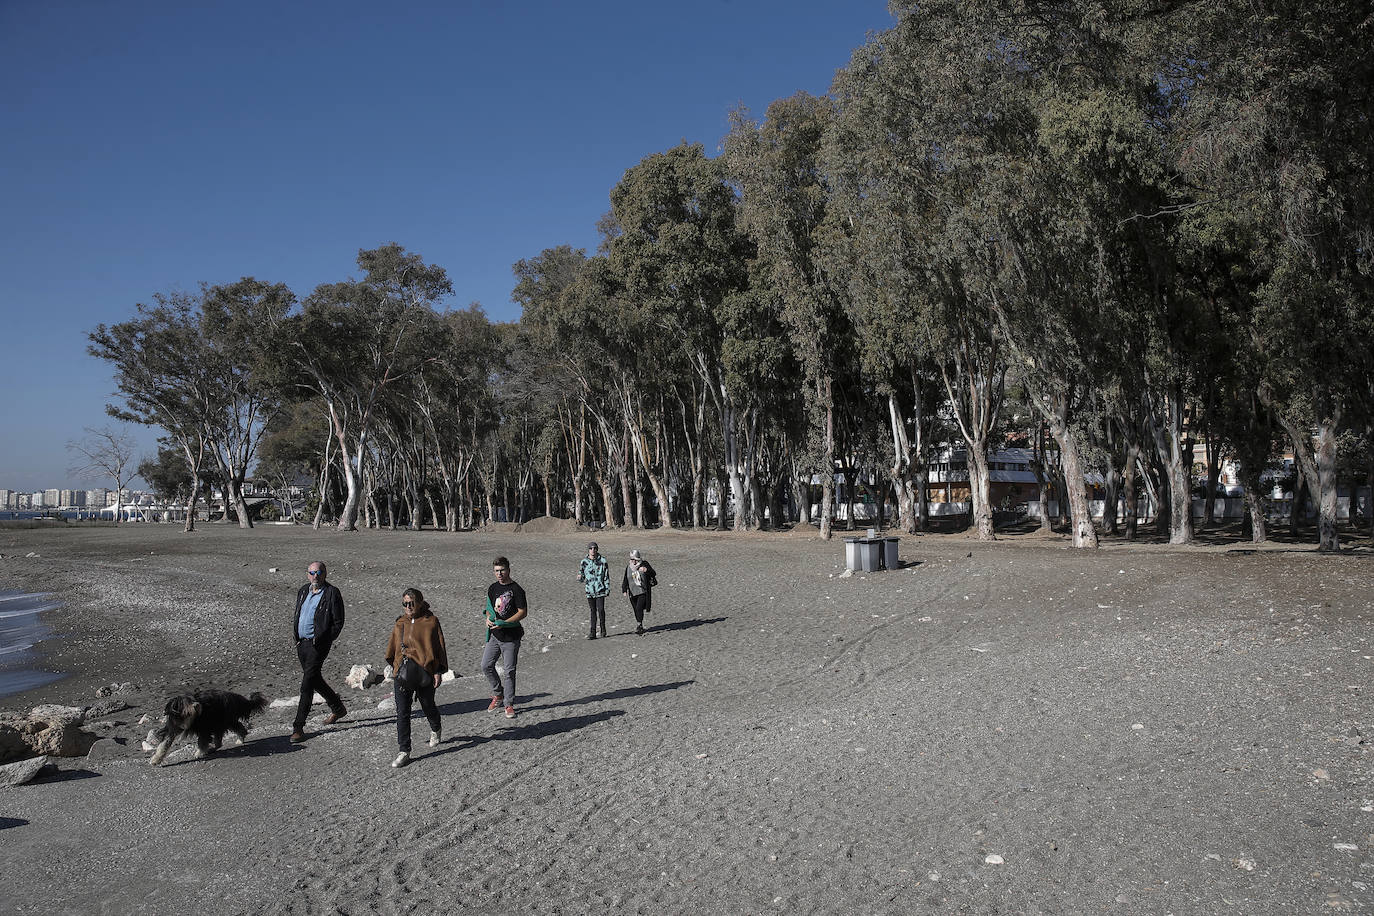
left=504, top=705, right=516, bottom=719
left=487, top=696, right=502, bottom=711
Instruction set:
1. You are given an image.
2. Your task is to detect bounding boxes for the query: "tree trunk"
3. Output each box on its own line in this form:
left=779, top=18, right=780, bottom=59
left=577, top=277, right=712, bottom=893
left=182, top=477, right=200, bottom=533
left=1203, top=430, right=1222, bottom=530
left=1145, top=388, right=1193, bottom=545
left=618, top=470, right=634, bottom=528
left=887, top=393, right=918, bottom=534
left=1240, top=468, right=1268, bottom=544
left=224, top=476, right=253, bottom=530
left=1314, top=416, right=1341, bottom=552
left=1033, top=426, right=1052, bottom=534
left=1290, top=474, right=1306, bottom=538
left=337, top=453, right=360, bottom=531
left=1102, top=455, right=1120, bottom=536
left=1122, top=443, right=1140, bottom=540
left=819, top=388, right=835, bottom=539
left=1367, top=458, right=1373, bottom=541
left=1047, top=417, right=1099, bottom=548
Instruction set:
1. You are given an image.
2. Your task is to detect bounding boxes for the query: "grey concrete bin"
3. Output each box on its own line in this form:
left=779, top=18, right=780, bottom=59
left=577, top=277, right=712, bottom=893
left=882, top=537, right=899, bottom=570
left=844, top=537, right=860, bottom=571
left=857, top=538, right=882, bottom=573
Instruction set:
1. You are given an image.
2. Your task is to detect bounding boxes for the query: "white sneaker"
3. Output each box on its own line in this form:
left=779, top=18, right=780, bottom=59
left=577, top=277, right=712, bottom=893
left=428, top=730, right=441, bottom=747
left=391, top=751, right=410, bottom=768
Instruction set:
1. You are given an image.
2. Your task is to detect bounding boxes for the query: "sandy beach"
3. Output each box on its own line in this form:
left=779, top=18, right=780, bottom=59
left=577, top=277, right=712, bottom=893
left=1, top=522, right=1371, bottom=914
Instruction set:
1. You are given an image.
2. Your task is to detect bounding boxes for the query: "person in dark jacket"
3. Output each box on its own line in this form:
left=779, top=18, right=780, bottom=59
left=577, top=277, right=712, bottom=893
left=290, top=560, right=347, bottom=742
left=621, top=549, right=657, bottom=636
left=384, top=587, right=449, bottom=768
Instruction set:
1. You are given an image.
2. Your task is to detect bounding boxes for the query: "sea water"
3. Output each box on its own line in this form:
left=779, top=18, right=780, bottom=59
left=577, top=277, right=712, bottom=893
left=0, top=591, right=63, bottom=698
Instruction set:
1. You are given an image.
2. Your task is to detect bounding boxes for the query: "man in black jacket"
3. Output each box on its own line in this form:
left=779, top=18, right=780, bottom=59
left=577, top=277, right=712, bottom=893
left=290, top=560, right=347, bottom=742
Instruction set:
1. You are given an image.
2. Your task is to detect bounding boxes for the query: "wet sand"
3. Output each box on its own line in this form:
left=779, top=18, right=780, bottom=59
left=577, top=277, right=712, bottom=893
left=1, top=523, right=1371, bottom=914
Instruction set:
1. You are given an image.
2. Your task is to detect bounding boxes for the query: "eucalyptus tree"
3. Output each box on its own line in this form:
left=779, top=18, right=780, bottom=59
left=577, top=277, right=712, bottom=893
left=197, top=278, right=294, bottom=527
left=255, top=400, right=326, bottom=525
left=89, top=279, right=288, bottom=530
left=278, top=244, right=452, bottom=531
left=89, top=292, right=215, bottom=531
left=514, top=246, right=629, bottom=525
left=607, top=143, right=757, bottom=529
left=828, top=8, right=1011, bottom=539
left=67, top=426, right=137, bottom=523
left=1179, top=0, right=1374, bottom=550
left=724, top=92, right=855, bottom=538
left=412, top=305, right=501, bottom=531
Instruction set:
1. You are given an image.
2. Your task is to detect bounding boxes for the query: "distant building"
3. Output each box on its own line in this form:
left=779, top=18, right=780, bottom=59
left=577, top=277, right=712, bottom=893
left=44, top=488, right=60, bottom=507
left=926, top=446, right=1042, bottom=506
left=0, top=489, right=11, bottom=509
left=17, top=493, right=31, bottom=510
left=87, top=488, right=107, bottom=507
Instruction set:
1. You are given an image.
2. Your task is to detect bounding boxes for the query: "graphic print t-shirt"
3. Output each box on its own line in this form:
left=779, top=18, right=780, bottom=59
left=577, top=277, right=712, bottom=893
left=487, top=581, right=527, bottom=642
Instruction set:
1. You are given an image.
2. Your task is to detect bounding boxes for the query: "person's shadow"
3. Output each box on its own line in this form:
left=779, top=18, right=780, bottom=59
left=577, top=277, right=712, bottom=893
left=436, top=691, right=552, bottom=717
left=643, top=616, right=727, bottom=634
left=426, top=709, right=627, bottom=760
left=521, top=680, right=694, bottom=714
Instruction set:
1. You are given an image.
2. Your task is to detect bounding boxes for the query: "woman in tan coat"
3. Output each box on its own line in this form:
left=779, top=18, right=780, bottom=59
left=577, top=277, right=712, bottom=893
left=384, top=587, right=449, bottom=768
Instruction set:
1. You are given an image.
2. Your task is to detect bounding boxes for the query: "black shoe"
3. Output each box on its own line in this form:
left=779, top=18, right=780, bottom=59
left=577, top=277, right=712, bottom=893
left=635, top=626, right=645, bottom=635
left=289, top=730, right=306, bottom=743
left=587, top=634, right=597, bottom=640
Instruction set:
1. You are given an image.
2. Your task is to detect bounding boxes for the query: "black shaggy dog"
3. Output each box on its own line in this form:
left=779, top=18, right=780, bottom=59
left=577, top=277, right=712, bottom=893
left=148, top=689, right=269, bottom=766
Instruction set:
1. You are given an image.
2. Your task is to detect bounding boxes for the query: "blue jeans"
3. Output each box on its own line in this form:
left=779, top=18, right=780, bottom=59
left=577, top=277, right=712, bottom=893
left=481, top=637, right=520, bottom=705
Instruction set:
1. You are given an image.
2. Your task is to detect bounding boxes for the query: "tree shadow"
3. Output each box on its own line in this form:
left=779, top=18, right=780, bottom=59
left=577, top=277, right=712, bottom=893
left=522, top=680, right=695, bottom=714
left=425, top=709, right=627, bottom=760
left=0, top=817, right=29, bottom=829
left=645, top=617, right=727, bottom=634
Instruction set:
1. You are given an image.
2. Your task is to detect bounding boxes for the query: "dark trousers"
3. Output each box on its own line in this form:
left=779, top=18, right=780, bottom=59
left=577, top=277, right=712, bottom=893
left=630, top=593, right=650, bottom=626
left=294, top=639, right=343, bottom=729
left=587, top=595, right=606, bottom=635
left=394, top=679, right=440, bottom=753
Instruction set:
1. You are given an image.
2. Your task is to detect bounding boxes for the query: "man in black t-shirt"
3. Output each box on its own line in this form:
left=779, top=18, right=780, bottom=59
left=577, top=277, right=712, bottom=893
left=482, top=556, right=527, bottom=719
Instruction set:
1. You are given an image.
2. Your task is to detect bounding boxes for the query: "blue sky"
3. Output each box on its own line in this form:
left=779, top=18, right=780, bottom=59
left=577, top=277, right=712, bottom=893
left=0, top=0, right=893, bottom=494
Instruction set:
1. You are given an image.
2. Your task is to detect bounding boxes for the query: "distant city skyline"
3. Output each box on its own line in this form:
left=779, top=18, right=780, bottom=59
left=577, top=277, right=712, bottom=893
left=0, top=2, right=895, bottom=493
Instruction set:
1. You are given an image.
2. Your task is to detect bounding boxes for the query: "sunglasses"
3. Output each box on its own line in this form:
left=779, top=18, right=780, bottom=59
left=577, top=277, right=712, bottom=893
left=307, top=569, right=322, bottom=576
left=402, top=600, right=416, bottom=607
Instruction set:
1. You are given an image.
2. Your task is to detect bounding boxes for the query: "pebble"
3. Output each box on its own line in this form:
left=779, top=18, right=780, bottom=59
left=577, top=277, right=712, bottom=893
left=984, top=854, right=1004, bottom=865
left=1235, top=858, right=1255, bottom=871
left=1131, top=723, right=1145, bottom=730
left=1334, top=843, right=1359, bottom=852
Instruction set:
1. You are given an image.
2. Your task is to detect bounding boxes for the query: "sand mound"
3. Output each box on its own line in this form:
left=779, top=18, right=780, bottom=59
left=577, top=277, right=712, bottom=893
left=515, top=515, right=584, bottom=534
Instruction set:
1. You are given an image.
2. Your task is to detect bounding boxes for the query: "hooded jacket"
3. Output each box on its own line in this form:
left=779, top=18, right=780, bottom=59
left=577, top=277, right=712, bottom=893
left=385, top=607, right=449, bottom=676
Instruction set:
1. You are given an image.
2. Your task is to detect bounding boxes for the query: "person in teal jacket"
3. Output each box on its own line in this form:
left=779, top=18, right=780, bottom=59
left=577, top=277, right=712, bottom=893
left=578, top=541, right=610, bottom=639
